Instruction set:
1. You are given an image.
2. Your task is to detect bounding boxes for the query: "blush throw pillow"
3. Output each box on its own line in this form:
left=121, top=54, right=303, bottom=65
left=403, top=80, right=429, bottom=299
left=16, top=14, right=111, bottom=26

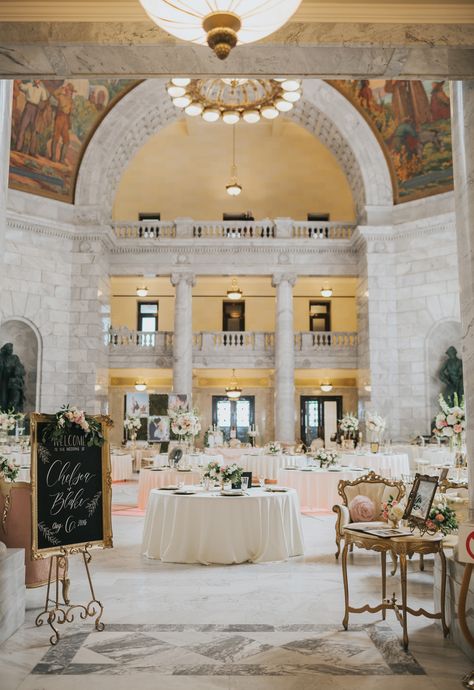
left=348, top=495, right=376, bottom=522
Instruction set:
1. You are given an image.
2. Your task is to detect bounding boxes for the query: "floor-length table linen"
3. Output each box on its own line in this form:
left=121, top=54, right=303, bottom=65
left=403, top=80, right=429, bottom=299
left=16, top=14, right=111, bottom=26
left=277, top=468, right=363, bottom=511
left=205, top=448, right=308, bottom=480
left=111, top=453, right=133, bottom=481
left=340, top=452, right=410, bottom=478
left=142, top=488, right=304, bottom=564
left=137, top=468, right=202, bottom=509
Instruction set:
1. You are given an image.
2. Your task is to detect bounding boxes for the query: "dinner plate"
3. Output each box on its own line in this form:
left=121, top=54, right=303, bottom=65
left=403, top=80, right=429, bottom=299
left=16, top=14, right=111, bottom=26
left=221, top=490, right=244, bottom=496
left=150, top=468, right=165, bottom=471
left=161, top=485, right=179, bottom=490
left=177, top=468, right=192, bottom=472
left=284, top=466, right=298, bottom=470
left=265, top=487, right=288, bottom=492
left=173, top=490, right=196, bottom=495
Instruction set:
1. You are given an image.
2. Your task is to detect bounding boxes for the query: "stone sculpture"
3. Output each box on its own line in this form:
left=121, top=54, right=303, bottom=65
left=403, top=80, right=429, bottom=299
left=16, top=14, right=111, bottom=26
left=439, top=346, right=464, bottom=405
left=0, top=343, right=26, bottom=412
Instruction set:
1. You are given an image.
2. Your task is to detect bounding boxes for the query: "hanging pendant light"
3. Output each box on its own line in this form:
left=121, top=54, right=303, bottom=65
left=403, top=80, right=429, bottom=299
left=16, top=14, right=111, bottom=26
left=227, top=278, right=243, bottom=300
left=320, top=286, right=333, bottom=298
left=226, top=125, right=242, bottom=196
left=135, top=381, right=147, bottom=392
left=320, top=383, right=333, bottom=392
left=136, top=286, right=149, bottom=297
left=139, top=0, right=303, bottom=60
left=225, top=369, right=242, bottom=400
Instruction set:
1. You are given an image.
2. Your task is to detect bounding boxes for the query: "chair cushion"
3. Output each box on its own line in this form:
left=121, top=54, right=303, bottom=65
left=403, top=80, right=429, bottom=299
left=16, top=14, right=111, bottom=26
left=348, top=495, right=376, bottom=522
left=343, top=482, right=402, bottom=520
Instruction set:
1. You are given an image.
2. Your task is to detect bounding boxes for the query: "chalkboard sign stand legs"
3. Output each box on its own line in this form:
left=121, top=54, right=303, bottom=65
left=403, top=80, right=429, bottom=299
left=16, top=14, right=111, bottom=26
left=35, top=547, right=105, bottom=645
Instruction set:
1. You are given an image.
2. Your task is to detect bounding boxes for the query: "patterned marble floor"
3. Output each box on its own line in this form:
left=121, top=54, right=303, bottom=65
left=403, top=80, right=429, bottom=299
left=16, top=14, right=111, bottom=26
left=1, top=480, right=472, bottom=690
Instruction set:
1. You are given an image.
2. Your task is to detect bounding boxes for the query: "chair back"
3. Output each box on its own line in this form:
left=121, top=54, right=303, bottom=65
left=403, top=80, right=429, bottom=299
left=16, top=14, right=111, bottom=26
left=338, top=471, right=406, bottom=520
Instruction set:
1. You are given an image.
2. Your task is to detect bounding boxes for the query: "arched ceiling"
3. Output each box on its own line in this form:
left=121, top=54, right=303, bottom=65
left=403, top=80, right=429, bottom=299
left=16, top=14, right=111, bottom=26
left=8, top=77, right=453, bottom=212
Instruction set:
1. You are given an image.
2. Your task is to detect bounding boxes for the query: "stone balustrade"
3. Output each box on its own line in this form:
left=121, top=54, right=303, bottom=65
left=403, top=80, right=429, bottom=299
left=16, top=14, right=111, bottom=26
left=108, top=328, right=357, bottom=369
left=111, top=218, right=356, bottom=241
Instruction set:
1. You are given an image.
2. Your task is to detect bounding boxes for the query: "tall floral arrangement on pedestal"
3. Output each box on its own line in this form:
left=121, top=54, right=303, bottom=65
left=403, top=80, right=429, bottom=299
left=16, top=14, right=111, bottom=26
left=0, top=410, right=16, bottom=436
left=339, top=413, right=359, bottom=439
left=433, top=393, right=465, bottom=449
left=365, top=412, right=386, bottom=441
left=124, top=415, right=141, bottom=441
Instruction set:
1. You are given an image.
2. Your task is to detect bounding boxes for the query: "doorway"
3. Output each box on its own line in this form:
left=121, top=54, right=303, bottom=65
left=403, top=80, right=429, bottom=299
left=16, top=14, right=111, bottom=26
left=212, top=395, right=255, bottom=442
left=223, top=301, right=245, bottom=331
left=300, top=395, right=343, bottom=447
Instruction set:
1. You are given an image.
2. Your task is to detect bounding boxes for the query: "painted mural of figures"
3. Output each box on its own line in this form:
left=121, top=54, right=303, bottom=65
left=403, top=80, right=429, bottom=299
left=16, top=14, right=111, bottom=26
left=51, top=83, right=76, bottom=163
left=430, top=81, right=450, bottom=121
left=15, top=80, right=49, bottom=155
left=384, top=80, right=431, bottom=128
left=358, top=80, right=373, bottom=110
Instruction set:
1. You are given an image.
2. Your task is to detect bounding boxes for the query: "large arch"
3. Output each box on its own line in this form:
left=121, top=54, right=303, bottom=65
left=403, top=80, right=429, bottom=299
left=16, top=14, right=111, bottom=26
left=76, top=79, right=393, bottom=222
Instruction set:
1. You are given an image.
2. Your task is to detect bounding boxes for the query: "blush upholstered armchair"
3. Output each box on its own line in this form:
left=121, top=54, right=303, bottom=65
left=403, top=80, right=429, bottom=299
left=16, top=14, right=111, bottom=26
left=332, top=471, right=406, bottom=559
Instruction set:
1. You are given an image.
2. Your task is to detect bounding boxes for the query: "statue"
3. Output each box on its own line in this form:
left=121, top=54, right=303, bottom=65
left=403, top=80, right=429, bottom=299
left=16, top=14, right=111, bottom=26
left=0, top=343, right=26, bottom=412
left=439, top=346, right=464, bottom=406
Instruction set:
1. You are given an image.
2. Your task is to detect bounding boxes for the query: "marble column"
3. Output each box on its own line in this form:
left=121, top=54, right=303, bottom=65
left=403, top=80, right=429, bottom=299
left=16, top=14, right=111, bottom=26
left=171, top=272, right=195, bottom=403
left=451, top=81, right=474, bottom=511
left=272, top=273, right=296, bottom=443
left=0, top=80, right=12, bottom=262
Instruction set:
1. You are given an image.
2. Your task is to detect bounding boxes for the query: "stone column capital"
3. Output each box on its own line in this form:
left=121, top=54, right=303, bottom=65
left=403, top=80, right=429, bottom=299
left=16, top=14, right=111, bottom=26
left=271, top=272, right=297, bottom=288
left=170, top=272, right=196, bottom=288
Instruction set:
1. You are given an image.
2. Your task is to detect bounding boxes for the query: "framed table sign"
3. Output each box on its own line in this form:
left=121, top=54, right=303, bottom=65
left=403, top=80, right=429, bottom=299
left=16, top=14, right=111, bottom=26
left=403, top=473, right=438, bottom=530
left=30, top=413, right=113, bottom=558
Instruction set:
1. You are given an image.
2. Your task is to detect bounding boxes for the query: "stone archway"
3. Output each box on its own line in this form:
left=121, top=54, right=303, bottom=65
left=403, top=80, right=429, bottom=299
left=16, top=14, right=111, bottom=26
left=75, top=79, right=393, bottom=222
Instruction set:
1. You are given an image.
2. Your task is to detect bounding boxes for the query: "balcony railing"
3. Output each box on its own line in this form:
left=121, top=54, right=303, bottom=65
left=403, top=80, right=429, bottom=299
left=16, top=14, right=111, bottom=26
left=111, top=218, right=356, bottom=241
left=108, top=328, right=173, bottom=349
left=295, top=331, right=358, bottom=350
left=193, top=331, right=275, bottom=351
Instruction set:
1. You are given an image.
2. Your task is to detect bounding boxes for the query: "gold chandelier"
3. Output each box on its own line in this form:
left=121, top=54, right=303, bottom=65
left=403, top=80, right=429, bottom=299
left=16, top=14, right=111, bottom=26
left=139, top=1, right=303, bottom=60
left=226, top=126, right=242, bottom=196
left=167, top=78, right=302, bottom=124
left=226, top=369, right=242, bottom=400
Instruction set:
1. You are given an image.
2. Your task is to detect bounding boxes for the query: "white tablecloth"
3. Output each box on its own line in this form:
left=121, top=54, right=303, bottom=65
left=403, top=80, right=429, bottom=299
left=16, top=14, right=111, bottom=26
left=137, top=467, right=202, bottom=509
left=111, top=453, right=133, bottom=481
left=205, top=449, right=308, bottom=480
left=205, top=447, right=260, bottom=461
left=142, top=487, right=304, bottom=564
left=340, top=452, right=410, bottom=478
left=278, top=468, right=363, bottom=511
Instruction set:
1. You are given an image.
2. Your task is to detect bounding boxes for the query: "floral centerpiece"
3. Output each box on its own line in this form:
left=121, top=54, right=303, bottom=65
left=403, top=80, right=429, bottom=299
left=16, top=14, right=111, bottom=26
left=266, top=441, right=281, bottom=455
left=366, top=411, right=386, bottom=452
left=339, top=413, right=359, bottom=438
left=313, top=448, right=339, bottom=468
left=220, top=463, right=243, bottom=486
left=203, top=460, right=222, bottom=481
left=168, top=407, right=201, bottom=445
left=426, top=495, right=458, bottom=535
left=42, top=405, right=104, bottom=447
left=0, top=410, right=16, bottom=442
left=0, top=455, right=19, bottom=482
left=124, top=415, right=141, bottom=440
left=433, top=393, right=465, bottom=450
left=381, top=494, right=406, bottom=528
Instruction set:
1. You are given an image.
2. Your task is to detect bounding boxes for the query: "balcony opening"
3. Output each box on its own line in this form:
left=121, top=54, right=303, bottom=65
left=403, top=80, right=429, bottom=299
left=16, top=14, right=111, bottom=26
left=138, top=301, right=159, bottom=335
left=309, top=300, right=331, bottom=332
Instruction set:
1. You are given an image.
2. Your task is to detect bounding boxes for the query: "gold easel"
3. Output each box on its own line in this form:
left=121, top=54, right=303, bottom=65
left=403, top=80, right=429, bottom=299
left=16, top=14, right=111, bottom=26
left=35, top=545, right=104, bottom=645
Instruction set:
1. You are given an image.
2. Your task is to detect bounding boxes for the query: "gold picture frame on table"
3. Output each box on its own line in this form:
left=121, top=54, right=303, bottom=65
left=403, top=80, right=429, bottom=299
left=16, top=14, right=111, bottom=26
left=402, top=473, right=438, bottom=532
left=30, top=413, right=113, bottom=559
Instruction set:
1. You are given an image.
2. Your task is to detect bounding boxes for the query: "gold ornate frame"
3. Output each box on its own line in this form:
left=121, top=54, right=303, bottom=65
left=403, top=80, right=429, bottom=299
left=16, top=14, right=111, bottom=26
left=402, top=472, right=438, bottom=530
left=30, top=413, right=113, bottom=559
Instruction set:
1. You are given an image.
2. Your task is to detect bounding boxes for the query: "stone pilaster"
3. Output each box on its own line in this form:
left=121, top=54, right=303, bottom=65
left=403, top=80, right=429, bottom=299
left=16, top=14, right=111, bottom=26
left=272, top=273, right=296, bottom=443
left=170, top=272, right=195, bottom=403
left=452, top=80, right=474, bottom=510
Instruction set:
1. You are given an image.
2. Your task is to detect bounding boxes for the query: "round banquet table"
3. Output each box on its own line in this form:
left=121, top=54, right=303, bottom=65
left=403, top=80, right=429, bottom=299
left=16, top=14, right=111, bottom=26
left=238, top=453, right=308, bottom=480
left=205, top=447, right=260, bottom=461
left=340, top=452, right=410, bottom=478
left=142, top=487, right=304, bottom=564
left=110, top=453, right=133, bottom=481
left=137, top=467, right=202, bottom=509
left=277, top=468, right=365, bottom=512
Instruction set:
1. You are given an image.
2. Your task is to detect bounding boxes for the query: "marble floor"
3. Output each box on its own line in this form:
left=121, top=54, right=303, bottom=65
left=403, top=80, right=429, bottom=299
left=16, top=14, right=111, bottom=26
left=1, top=481, right=472, bottom=690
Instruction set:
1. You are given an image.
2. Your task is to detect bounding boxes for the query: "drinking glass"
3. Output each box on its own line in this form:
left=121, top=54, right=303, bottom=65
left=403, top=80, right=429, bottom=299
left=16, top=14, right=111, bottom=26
left=259, top=477, right=266, bottom=489
left=241, top=476, right=249, bottom=492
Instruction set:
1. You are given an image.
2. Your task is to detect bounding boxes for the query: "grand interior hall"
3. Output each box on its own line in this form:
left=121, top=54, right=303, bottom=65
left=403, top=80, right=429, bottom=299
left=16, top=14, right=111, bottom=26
left=0, top=1, right=474, bottom=688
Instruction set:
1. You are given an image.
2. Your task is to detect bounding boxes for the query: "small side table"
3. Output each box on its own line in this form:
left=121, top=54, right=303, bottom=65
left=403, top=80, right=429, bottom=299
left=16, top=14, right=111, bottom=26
left=341, top=526, right=449, bottom=649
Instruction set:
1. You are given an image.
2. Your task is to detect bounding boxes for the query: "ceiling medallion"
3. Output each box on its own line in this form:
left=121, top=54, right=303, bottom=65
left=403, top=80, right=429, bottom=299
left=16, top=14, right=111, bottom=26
left=139, top=1, right=303, bottom=60
left=167, top=78, right=302, bottom=123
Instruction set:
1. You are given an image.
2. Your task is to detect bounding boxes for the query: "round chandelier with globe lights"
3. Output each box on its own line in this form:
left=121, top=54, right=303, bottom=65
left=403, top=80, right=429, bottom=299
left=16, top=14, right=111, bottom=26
left=139, top=0, right=303, bottom=60
left=167, top=78, right=302, bottom=124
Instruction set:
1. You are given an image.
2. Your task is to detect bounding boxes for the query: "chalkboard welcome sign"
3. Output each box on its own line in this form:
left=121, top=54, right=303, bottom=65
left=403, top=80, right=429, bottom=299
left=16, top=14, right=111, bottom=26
left=30, top=414, right=113, bottom=558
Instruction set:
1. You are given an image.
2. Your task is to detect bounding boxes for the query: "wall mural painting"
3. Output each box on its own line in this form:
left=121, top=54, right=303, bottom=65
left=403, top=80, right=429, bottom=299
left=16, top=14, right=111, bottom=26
left=9, top=78, right=140, bottom=203
left=329, top=79, right=453, bottom=203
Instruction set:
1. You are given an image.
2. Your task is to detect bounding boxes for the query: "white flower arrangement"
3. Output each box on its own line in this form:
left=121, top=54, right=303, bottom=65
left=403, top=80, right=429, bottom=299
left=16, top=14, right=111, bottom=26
left=266, top=441, right=281, bottom=455
left=124, top=416, right=141, bottom=432
left=203, top=460, right=221, bottom=481
left=168, top=408, right=201, bottom=439
left=0, top=454, right=19, bottom=482
left=0, top=411, right=17, bottom=433
left=339, top=413, right=359, bottom=434
left=313, top=448, right=339, bottom=468
left=433, top=393, right=465, bottom=446
left=365, top=412, right=386, bottom=435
